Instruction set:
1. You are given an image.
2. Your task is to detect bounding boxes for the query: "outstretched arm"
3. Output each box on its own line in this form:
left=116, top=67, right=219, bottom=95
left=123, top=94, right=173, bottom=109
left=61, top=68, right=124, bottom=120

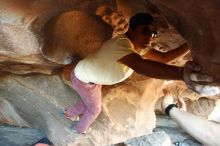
left=118, top=53, right=183, bottom=80
left=161, top=91, right=220, bottom=146
left=143, top=43, right=189, bottom=63
left=119, top=53, right=219, bottom=96
left=170, top=108, right=220, bottom=146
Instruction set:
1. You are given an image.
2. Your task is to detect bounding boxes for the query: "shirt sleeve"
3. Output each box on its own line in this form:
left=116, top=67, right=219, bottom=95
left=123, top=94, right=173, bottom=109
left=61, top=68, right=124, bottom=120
left=114, top=37, right=136, bottom=60
left=140, top=47, right=152, bottom=58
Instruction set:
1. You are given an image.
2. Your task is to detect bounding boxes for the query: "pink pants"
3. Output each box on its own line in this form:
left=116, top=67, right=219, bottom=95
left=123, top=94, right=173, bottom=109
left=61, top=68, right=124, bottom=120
left=65, top=69, right=102, bottom=133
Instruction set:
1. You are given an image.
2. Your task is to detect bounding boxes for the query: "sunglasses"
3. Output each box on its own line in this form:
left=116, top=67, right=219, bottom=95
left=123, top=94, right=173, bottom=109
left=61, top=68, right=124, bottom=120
left=141, top=25, right=157, bottom=38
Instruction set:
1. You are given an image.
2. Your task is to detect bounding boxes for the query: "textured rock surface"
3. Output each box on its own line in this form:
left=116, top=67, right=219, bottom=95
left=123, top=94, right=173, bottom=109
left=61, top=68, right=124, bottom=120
left=0, top=98, right=29, bottom=127
left=0, top=0, right=114, bottom=74
left=186, top=98, right=216, bottom=119
left=208, top=100, right=220, bottom=122
left=0, top=0, right=63, bottom=74
left=0, top=73, right=201, bottom=146
left=0, top=74, right=164, bottom=145
left=0, top=0, right=220, bottom=145
left=155, top=115, right=202, bottom=146
left=154, top=91, right=218, bottom=119
left=0, top=125, right=45, bottom=146
left=115, top=115, right=202, bottom=146
left=150, top=0, right=220, bottom=85
left=0, top=74, right=79, bottom=145
left=117, top=131, right=172, bottom=146
left=0, top=0, right=187, bottom=75
left=44, top=10, right=113, bottom=64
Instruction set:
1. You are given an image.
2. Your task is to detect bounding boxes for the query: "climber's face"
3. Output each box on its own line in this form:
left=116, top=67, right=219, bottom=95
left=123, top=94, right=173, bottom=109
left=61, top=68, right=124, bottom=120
left=128, top=24, right=157, bottom=49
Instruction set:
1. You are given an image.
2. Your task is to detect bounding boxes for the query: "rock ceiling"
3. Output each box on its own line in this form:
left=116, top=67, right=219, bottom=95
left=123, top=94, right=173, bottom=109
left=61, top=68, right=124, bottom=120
left=0, top=0, right=219, bottom=145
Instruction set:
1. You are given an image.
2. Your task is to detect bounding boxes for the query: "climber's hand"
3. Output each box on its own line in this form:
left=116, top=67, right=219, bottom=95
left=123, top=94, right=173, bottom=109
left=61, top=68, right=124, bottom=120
left=183, top=61, right=220, bottom=96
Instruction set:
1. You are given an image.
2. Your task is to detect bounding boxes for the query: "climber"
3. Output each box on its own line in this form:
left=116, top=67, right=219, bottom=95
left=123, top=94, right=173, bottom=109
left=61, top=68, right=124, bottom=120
left=63, top=12, right=216, bottom=134
left=161, top=89, right=220, bottom=146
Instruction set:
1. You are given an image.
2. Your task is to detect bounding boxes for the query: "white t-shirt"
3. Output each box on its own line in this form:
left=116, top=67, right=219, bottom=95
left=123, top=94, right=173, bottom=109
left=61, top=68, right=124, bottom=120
left=74, top=35, right=150, bottom=85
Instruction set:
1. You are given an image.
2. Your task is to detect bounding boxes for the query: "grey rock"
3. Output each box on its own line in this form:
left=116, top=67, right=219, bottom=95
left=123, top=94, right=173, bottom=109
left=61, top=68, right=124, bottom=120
left=124, top=131, right=172, bottom=146
left=155, top=115, right=202, bottom=146
left=0, top=74, right=79, bottom=145
left=0, top=125, right=45, bottom=146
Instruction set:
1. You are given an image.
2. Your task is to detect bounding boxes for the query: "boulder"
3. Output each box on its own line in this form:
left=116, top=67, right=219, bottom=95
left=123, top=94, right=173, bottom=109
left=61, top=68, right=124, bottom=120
left=0, top=125, right=45, bottom=146
left=0, top=73, right=184, bottom=145
left=43, top=10, right=113, bottom=64
left=116, top=131, right=172, bottom=146
left=149, top=0, right=220, bottom=85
